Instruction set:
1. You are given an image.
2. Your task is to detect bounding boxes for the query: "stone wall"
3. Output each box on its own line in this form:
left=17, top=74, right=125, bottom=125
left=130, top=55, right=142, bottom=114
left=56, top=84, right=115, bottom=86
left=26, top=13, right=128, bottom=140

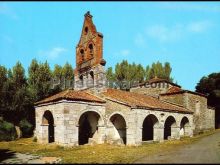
left=35, top=102, right=65, bottom=144
left=185, top=93, right=215, bottom=133
left=159, top=93, right=185, bottom=106
left=130, top=83, right=174, bottom=98
left=35, top=100, right=106, bottom=146
left=160, top=93, right=215, bottom=134
left=35, top=99, right=194, bottom=146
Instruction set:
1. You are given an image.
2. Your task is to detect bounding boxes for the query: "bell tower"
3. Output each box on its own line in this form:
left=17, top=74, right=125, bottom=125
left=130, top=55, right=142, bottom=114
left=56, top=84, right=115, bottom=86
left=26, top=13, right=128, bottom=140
left=74, top=11, right=106, bottom=92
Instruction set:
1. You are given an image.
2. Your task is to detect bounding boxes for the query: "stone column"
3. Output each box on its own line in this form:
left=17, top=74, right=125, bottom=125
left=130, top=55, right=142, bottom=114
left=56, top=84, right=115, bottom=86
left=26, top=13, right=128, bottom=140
left=41, top=124, right=49, bottom=143
left=171, top=126, right=180, bottom=139
left=185, top=125, right=193, bottom=137
left=153, top=125, right=164, bottom=142
left=90, top=125, right=106, bottom=144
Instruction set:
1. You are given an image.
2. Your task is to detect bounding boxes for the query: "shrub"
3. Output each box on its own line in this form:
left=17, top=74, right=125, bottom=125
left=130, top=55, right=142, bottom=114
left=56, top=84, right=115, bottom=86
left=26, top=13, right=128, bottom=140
left=19, top=119, right=34, bottom=138
left=33, top=136, right=37, bottom=142
left=0, top=120, right=17, bottom=141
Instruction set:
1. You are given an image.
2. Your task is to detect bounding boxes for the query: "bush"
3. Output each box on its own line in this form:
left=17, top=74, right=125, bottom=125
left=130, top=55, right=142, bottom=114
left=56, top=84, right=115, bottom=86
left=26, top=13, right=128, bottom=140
left=32, top=136, right=37, bottom=142
left=0, top=120, right=17, bottom=141
left=19, top=119, right=33, bottom=138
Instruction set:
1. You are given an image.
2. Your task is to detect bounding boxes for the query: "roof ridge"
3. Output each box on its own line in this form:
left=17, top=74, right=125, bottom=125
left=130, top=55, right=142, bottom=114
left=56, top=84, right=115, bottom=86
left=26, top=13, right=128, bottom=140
left=85, top=91, right=106, bottom=102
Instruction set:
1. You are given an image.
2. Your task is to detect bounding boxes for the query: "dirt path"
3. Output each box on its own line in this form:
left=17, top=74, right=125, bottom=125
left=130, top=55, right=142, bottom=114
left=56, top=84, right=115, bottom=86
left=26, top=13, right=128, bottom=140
left=0, top=151, right=61, bottom=164
left=135, top=130, right=220, bottom=163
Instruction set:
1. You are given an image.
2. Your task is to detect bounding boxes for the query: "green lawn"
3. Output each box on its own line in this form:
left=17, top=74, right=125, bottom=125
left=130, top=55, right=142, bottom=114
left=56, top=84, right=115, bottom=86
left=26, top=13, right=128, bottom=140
left=0, top=130, right=217, bottom=163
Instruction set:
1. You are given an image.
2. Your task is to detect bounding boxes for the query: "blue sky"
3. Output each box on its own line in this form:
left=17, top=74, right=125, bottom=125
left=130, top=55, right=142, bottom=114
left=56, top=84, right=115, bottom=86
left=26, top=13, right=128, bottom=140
left=1, top=2, right=220, bottom=91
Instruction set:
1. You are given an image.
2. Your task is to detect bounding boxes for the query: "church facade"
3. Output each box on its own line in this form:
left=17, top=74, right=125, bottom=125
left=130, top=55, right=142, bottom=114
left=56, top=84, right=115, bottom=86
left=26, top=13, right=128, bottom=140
left=34, top=12, right=215, bottom=146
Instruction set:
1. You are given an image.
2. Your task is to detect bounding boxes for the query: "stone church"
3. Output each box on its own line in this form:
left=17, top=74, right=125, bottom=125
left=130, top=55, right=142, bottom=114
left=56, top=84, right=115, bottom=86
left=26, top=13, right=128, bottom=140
left=34, top=12, right=215, bottom=146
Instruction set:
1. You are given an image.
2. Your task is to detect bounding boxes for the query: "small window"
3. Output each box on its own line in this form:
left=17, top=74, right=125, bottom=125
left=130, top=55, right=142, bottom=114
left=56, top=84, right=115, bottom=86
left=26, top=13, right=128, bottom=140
left=89, top=44, right=93, bottom=56
left=80, top=49, right=84, bottom=60
left=195, top=101, right=200, bottom=115
left=84, top=27, right=88, bottom=34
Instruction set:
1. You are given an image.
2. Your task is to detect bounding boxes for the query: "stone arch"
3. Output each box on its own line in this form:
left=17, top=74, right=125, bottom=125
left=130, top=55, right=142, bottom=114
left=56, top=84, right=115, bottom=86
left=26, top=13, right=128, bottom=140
left=108, top=113, right=127, bottom=145
left=78, top=110, right=104, bottom=145
left=164, top=115, right=177, bottom=140
left=142, top=114, right=159, bottom=141
left=42, top=110, right=54, bottom=143
left=180, top=116, right=190, bottom=137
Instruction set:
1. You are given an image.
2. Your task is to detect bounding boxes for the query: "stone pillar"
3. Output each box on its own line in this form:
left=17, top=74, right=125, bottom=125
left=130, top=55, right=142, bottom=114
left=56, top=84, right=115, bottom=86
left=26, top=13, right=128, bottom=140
left=171, top=126, right=180, bottom=139
left=185, top=125, right=193, bottom=137
left=90, top=125, right=106, bottom=144
left=41, top=124, right=49, bottom=143
left=153, top=125, right=164, bottom=142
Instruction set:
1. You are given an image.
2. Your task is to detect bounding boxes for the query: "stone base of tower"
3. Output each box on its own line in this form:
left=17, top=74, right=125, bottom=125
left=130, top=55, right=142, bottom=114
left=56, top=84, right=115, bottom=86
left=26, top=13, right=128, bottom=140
left=74, top=64, right=107, bottom=93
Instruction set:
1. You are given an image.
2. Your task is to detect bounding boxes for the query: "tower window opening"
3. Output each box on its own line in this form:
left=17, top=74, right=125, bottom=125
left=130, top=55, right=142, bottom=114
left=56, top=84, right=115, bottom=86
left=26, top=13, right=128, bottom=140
left=80, top=49, right=85, bottom=61
left=84, top=27, right=88, bottom=34
left=89, top=44, right=94, bottom=56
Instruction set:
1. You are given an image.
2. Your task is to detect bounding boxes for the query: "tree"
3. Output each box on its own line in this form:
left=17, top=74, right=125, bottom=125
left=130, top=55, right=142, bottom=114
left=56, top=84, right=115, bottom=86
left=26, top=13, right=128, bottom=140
left=106, top=67, right=115, bottom=88
left=61, top=62, right=74, bottom=89
left=53, top=64, right=63, bottom=80
left=3, top=62, right=31, bottom=126
left=196, top=72, right=220, bottom=128
left=62, top=62, right=74, bottom=80
left=146, top=61, right=173, bottom=82
left=28, top=59, right=53, bottom=101
left=0, top=65, right=8, bottom=117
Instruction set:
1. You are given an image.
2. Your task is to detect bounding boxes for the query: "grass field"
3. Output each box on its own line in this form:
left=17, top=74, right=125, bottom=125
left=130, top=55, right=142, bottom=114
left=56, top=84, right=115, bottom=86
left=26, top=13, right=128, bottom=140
left=0, top=130, right=217, bottom=163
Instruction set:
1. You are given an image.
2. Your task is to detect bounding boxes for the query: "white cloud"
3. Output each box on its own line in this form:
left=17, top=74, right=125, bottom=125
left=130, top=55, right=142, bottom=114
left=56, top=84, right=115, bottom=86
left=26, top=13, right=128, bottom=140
left=115, top=49, right=131, bottom=56
left=134, top=33, right=146, bottom=48
left=0, top=3, right=18, bottom=20
left=2, top=35, right=14, bottom=44
left=38, top=47, right=68, bottom=60
left=145, top=24, right=184, bottom=42
left=144, top=21, right=213, bottom=43
left=160, top=2, right=220, bottom=12
left=187, top=21, right=213, bottom=33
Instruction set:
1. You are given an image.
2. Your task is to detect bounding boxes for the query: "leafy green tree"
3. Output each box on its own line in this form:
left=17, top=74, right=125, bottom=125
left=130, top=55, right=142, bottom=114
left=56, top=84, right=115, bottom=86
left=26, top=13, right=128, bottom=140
left=2, top=62, right=32, bottom=127
left=196, top=72, right=220, bottom=128
left=106, top=67, right=115, bottom=88
left=0, top=65, right=8, bottom=117
left=146, top=61, right=173, bottom=82
left=53, top=64, right=63, bottom=80
left=62, top=62, right=74, bottom=80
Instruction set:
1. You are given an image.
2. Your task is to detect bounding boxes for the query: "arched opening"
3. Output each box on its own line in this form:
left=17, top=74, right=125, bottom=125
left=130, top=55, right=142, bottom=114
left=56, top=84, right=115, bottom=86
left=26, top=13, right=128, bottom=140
left=164, top=116, right=176, bottom=140
left=89, top=44, right=94, bottom=57
left=89, top=71, right=94, bottom=87
left=180, top=117, right=190, bottom=137
left=142, top=114, right=159, bottom=141
left=79, top=75, right=83, bottom=87
left=78, top=111, right=101, bottom=145
left=84, top=27, right=88, bottom=35
left=80, top=49, right=84, bottom=61
left=110, top=114, right=126, bottom=144
left=42, top=110, right=54, bottom=143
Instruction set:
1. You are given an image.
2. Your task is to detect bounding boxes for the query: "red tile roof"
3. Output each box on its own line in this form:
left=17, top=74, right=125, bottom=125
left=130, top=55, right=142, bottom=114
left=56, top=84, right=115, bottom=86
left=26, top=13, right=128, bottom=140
left=35, top=89, right=106, bottom=105
left=102, top=88, right=192, bottom=113
left=132, top=77, right=181, bottom=88
left=166, top=86, right=183, bottom=94
left=160, top=88, right=207, bottom=97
